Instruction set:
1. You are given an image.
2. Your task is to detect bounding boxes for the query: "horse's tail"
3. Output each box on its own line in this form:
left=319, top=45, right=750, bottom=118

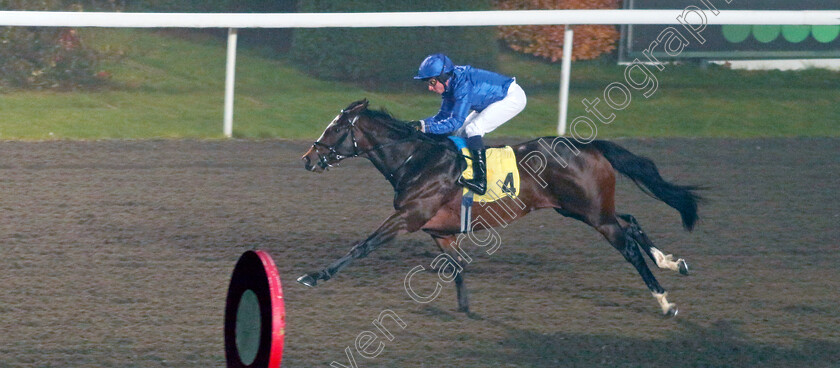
left=591, top=140, right=702, bottom=231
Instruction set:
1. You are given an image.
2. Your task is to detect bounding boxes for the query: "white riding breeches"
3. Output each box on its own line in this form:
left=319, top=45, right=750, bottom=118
left=455, top=80, right=526, bottom=138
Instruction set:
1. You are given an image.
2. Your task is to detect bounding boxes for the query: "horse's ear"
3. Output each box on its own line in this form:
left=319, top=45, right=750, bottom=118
left=346, top=99, right=369, bottom=114
left=357, top=99, right=369, bottom=111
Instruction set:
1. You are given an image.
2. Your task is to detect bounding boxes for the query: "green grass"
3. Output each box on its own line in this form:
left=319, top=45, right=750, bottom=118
left=496, top=52, right=840, bottom=138
left=0, top=29, right=837, bottom=140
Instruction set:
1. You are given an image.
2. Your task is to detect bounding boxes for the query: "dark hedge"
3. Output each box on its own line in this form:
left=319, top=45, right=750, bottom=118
left=0, top=0, right=108, bottom=90
left=291, top=0, right=497, bottom=88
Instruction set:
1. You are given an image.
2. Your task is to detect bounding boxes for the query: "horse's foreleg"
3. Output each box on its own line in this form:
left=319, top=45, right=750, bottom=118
left=431, top=235, right=470, bottom=313
left=618, top=214, right=689, bottom=276
left=599, top=221, right=678, bottom=317
left=297, top=211, right=418, bottom=287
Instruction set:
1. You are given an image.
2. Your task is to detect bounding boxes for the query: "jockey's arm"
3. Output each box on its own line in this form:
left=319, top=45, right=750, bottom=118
left=422, top=95, right=452, bottom=125
left=423, top=92, right=471, bottom=135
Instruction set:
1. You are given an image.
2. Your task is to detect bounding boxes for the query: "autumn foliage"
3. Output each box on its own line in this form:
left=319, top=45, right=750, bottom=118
left=496, top=0, right=621, bottom=61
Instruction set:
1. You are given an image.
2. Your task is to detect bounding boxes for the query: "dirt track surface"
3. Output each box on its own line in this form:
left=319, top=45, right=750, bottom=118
left=0, top=138, right=837, bottom=367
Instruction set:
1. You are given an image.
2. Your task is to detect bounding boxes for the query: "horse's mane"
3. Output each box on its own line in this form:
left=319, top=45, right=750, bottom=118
left=362, top=108, right=409, bottom=130
left=360, top=107, right=452, bottom=145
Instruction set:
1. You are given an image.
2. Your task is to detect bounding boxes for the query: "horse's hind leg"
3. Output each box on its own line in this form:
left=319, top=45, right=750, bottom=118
left=431, top=235, right=470, bottom=313
left=597, top=219, right=678, bottom=316
left=548, top=151, right=677, bottom=315
left=618, top=214, right=689, bottom=276
left=554, top=206, right=678, bottom=315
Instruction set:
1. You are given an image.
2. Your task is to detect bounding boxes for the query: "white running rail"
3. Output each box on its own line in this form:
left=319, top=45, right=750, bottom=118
left=2, top=10, right=838, bottom=136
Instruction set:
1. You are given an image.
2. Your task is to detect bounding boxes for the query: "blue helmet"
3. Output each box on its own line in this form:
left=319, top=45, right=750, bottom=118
left=414, top=53, right=454, bottom=80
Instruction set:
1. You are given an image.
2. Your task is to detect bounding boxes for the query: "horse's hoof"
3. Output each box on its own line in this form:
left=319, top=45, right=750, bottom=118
left=678, top=259, right=689, bottom=276
left=665, top=306, right=678, bottom=318
left=466, top=311, right=483, bottom=320
left=297, top=274, right=318, bottom=287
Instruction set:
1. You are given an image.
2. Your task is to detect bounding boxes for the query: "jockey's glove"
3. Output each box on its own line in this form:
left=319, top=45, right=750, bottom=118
left=407, top=120, right=425, bottom=133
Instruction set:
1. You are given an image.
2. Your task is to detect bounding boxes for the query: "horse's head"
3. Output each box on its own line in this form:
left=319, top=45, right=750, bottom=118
left=302, top=99, right=372, bottom=172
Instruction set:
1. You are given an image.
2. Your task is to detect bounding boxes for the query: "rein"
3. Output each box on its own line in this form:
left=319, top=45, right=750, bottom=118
left=311, top=114, right=419, bottom=171
left=311, top=109, right=463, bottom=184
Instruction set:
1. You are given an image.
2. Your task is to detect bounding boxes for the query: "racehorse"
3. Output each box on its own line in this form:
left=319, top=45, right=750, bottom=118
left=299, top=99, right=701, bottom=316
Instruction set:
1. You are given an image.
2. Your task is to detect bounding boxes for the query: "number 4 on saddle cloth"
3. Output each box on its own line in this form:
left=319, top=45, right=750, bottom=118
left=448, top=136, right=521, bottom=233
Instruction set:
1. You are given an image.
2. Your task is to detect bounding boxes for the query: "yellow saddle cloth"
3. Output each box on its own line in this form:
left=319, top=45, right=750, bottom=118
left=460, top=146, right=520, bottom=203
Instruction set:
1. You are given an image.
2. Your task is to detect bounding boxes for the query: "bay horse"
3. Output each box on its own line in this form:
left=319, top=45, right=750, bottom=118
left=299, top=99, right=701, bottom=316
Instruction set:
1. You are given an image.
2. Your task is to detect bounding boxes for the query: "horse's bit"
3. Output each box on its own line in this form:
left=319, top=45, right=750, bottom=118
left=311, top=113, right=361, bottom=170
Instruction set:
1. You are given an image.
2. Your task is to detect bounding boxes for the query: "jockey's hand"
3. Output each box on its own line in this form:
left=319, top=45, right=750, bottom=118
left=407, top=120, right=424, bottom=133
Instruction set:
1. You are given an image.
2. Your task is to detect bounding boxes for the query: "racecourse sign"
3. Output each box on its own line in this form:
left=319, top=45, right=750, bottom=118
left=621, top=0, right=840, bottom=59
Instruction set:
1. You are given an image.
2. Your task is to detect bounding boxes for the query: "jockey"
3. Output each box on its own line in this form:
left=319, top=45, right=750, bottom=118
left=409, top=53, right=526, bottom=195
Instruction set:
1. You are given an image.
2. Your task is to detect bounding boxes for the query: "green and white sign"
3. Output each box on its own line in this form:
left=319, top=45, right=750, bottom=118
left=722, top=25, right=840, bottom=44
left=621, top=0, right=840, bottom=60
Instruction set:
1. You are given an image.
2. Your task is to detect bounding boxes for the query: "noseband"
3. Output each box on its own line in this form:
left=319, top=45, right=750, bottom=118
left=311, top=114, right=361, bottom=170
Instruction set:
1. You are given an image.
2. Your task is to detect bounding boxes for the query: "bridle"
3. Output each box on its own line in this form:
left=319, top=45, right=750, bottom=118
left=310, top=112, right=415, bottom=173
left=310, top=108, right=459, bottom=184
left=311, top=113, right=362, bottom=170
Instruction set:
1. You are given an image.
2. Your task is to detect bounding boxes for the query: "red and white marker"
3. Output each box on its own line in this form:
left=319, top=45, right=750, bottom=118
left=224, top=250, right=285, bottom=368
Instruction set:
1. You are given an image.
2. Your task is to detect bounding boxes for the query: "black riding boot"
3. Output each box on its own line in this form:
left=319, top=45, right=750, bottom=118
left=459, top=148, right=487, bottom=195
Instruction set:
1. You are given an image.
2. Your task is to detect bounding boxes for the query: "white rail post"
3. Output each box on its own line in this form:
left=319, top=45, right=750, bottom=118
left=223, top=27, right=238, bottom=138
left=558, top=25, right=574, bottom=136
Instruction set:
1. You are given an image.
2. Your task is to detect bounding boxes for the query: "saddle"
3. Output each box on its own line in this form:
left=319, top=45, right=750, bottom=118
left=448, top=136, right=521, bottom=232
